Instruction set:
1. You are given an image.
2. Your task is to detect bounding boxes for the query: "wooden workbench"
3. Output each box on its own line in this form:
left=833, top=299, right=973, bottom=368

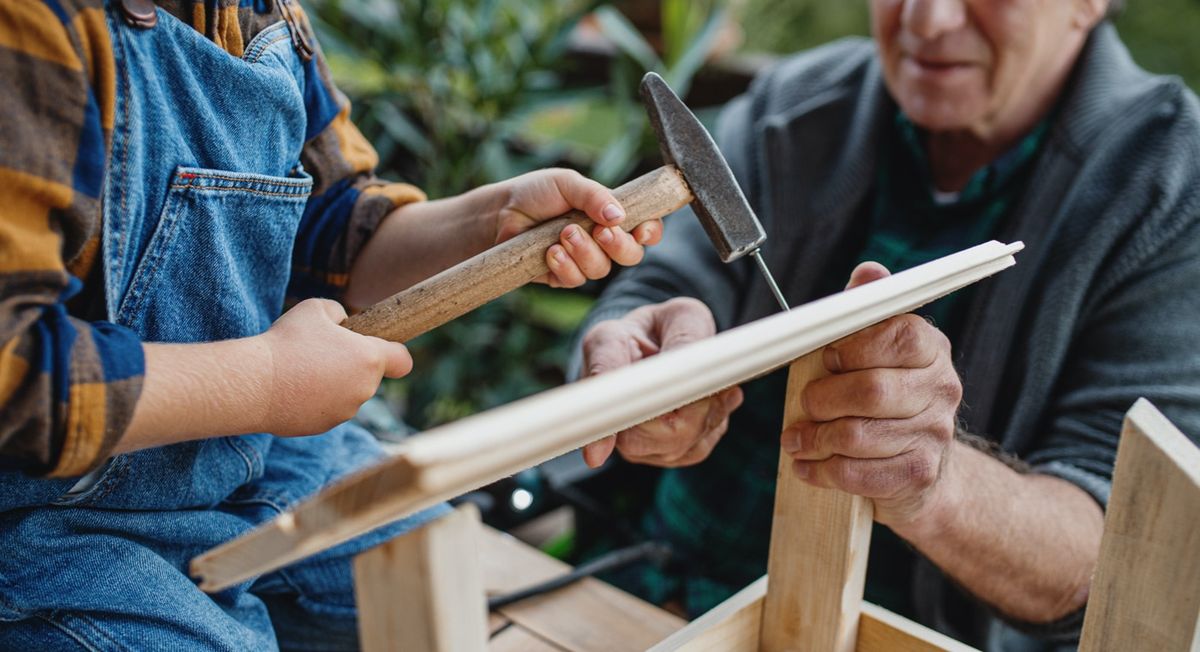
left=481, top=526, right=685, bottom=651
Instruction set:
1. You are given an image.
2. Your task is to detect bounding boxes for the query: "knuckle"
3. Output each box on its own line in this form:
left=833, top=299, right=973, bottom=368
left=616, top=431, right=654, bottom=458
left=931, top=416, right=956, bottom=442
left=941, top=372, right=964, bottom=402
left=857, top=371, right=890, bottom=404
left=890, top=315, right=924, bottom=359
left=837, top=419, right=868, bottom=454
left=907, top=453, right=938, bottom=490
left=831, top=460, right=864, bottom=490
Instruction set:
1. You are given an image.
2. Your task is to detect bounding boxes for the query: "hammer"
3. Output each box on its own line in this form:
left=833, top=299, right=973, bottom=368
left=343, top=72, right=788, bottom=343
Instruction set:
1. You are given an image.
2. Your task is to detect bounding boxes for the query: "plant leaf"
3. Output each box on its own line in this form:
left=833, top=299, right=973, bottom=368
left=665, top=7, right=727, bottom=97
left=594, top=5, right=662, bottom=73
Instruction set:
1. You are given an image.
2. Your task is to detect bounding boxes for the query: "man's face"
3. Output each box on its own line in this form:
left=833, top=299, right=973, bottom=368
left=871, top=0, right=1089, bottom=133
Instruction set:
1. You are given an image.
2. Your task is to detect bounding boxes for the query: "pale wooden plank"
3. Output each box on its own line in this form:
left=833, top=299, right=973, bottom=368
left=1078, top=399, right=1200, bottom=651
left=192, top=241, right=1023, bottom=591
left=353, top=505, right=486, bottom=652
left=761, top=352, right=874, bottom=652
left=857, top=602, right=979, bottom=652
left=489, top=625, right=568, bottom=652
left=648, top=576, right=765, bottom=652
left=488, top=612, right=511, bottom=636
left=480, top=527, right=685, bottom=652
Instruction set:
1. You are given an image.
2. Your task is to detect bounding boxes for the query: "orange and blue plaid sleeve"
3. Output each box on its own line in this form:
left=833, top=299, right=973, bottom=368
left=287, top=5, right=426, bottom=302
left=0, top=0, right=144, bottom=478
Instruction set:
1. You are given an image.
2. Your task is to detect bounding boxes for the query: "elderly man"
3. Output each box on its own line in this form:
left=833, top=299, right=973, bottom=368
left=574, top=0, right=1200, bottom=648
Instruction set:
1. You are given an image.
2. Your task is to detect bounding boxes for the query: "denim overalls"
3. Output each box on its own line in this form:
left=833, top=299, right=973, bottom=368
left=0, top=5, right=445, bottom=649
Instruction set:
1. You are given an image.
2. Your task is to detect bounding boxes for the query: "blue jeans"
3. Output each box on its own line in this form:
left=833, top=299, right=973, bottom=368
left=0, top=5, right=447, bottom=649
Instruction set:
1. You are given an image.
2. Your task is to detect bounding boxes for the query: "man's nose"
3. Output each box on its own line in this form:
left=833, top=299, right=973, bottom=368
left=902, top=0, right=968, bottom=41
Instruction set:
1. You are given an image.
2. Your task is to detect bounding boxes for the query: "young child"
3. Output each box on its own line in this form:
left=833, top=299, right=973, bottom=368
left=0, top=0, right=659, bottom=647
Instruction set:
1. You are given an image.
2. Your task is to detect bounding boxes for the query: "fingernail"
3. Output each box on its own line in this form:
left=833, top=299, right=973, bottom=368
left=552, top=248, right=566, bottom=265
left=597, top=227, right=615, bottom=244
left=565, top=225, right=583, bottom=247
left=793, top=461, right=811, bottom=479
left=602, top=203, right=624, bottom=224
left=782, top=428, right=801, bottom=455
left=824, top=347, right=843, bottom=373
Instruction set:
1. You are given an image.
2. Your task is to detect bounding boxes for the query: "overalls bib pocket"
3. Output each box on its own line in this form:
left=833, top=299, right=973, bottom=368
left=116, top=166, right=312, bottom=342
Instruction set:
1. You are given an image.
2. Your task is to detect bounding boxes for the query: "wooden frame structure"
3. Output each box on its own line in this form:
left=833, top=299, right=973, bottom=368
left=191, top=240, right=1200, bottom=651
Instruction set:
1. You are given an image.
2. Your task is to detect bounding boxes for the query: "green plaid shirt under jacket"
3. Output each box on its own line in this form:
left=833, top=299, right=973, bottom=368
left=591, top=110, right=1050, bottom=619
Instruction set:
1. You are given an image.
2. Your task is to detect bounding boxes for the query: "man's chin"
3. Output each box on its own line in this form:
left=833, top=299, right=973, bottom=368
left=895, top=93, right=985, bottom=133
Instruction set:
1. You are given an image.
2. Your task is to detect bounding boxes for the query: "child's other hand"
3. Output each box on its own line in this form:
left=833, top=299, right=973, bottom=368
left=258, top=299, right=412, bottom=436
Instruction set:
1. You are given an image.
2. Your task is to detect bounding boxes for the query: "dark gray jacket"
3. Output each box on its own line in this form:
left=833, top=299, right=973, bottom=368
left=577, top=23, right=1200, bottom=649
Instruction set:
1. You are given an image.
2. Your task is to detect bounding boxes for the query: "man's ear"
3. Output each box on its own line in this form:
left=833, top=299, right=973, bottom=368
left=1072, top=0, right=1109, bottom=31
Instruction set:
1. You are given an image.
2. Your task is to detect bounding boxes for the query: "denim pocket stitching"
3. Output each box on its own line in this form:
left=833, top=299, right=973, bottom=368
left=45, top=612, right=124, bottom=652
left=0, top=592, right=26, bottom=621
left=174, top=171, right=313, bottom=189
left=116, top=183, right=187, bottom=325
left=168, top=182, right=310, bottom=200
left=50, top=455, right=128, bottom=507
left=222, top=438, right=261, bottom=485
left=106, top=6, right=136, bottom=318
left=242, top=22, right=291, bottom=64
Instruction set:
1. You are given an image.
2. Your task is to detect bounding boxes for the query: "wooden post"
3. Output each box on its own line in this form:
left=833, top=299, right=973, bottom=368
left=353, top=504, right=487, bottom=652
left=1078, top=399, right=1200, bottom=651
left=760, top=350, right=874, bottom=652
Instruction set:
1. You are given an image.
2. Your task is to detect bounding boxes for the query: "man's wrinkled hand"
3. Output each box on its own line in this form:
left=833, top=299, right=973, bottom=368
left=579, top=298, right=743, bottom=468
left=780, top=262, right=962, bottom=528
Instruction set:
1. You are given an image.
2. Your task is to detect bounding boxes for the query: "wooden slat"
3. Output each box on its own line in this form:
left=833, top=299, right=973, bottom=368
left=648, top=576, right=765, bottom=652
left=489, top=625, right=569, bottom=652
left=1078, top=399, right=1200, bottom=651
left=192, top=241, right=1023, bottom=591
left=761, top=352, right=874, bottom=652
left=481, top=527, right=685, bottom=652
left=857, top=602, right=979, bottom=652
left=353, top=504, right=486, bottom=652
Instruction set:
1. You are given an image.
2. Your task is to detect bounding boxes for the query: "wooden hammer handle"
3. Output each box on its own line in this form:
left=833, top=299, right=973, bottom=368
left=342, top=165, right=692, bottom=343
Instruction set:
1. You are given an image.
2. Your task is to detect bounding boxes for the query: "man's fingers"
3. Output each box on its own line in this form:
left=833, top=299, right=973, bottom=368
left=582, top=436, right=617, bottom=468
left=845, top=261, right=891, bottom=290
left=616, top=400, right=710, bottom=458
left=582, top=322, right=655, bottom=377
left=793, top=449, right=940, bottom=499
left=653, top=298, right=717, bottom=351
left=657, top=423, right=727, bottom=467
left=824, top=314, right=943, bottom=373
left=593, top=225, right=644, bottom=267
left=783, top=416, right=925, bottom=461
left=802, top=367, right=936, bottom=422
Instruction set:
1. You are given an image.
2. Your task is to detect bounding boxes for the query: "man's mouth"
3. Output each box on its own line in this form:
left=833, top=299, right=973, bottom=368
left=903, top=54, right=977, bottom=79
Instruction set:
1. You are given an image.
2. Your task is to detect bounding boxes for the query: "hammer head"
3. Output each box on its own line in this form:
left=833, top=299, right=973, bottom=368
left=640, top=72, right=766, bottom=263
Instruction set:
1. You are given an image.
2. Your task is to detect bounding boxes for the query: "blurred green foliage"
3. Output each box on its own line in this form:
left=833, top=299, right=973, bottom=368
left=735, top=0, right=1200, bottom=91
left=518, top=0, right=729, bottom=185
left=308, top=0, right=598, bottom=198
